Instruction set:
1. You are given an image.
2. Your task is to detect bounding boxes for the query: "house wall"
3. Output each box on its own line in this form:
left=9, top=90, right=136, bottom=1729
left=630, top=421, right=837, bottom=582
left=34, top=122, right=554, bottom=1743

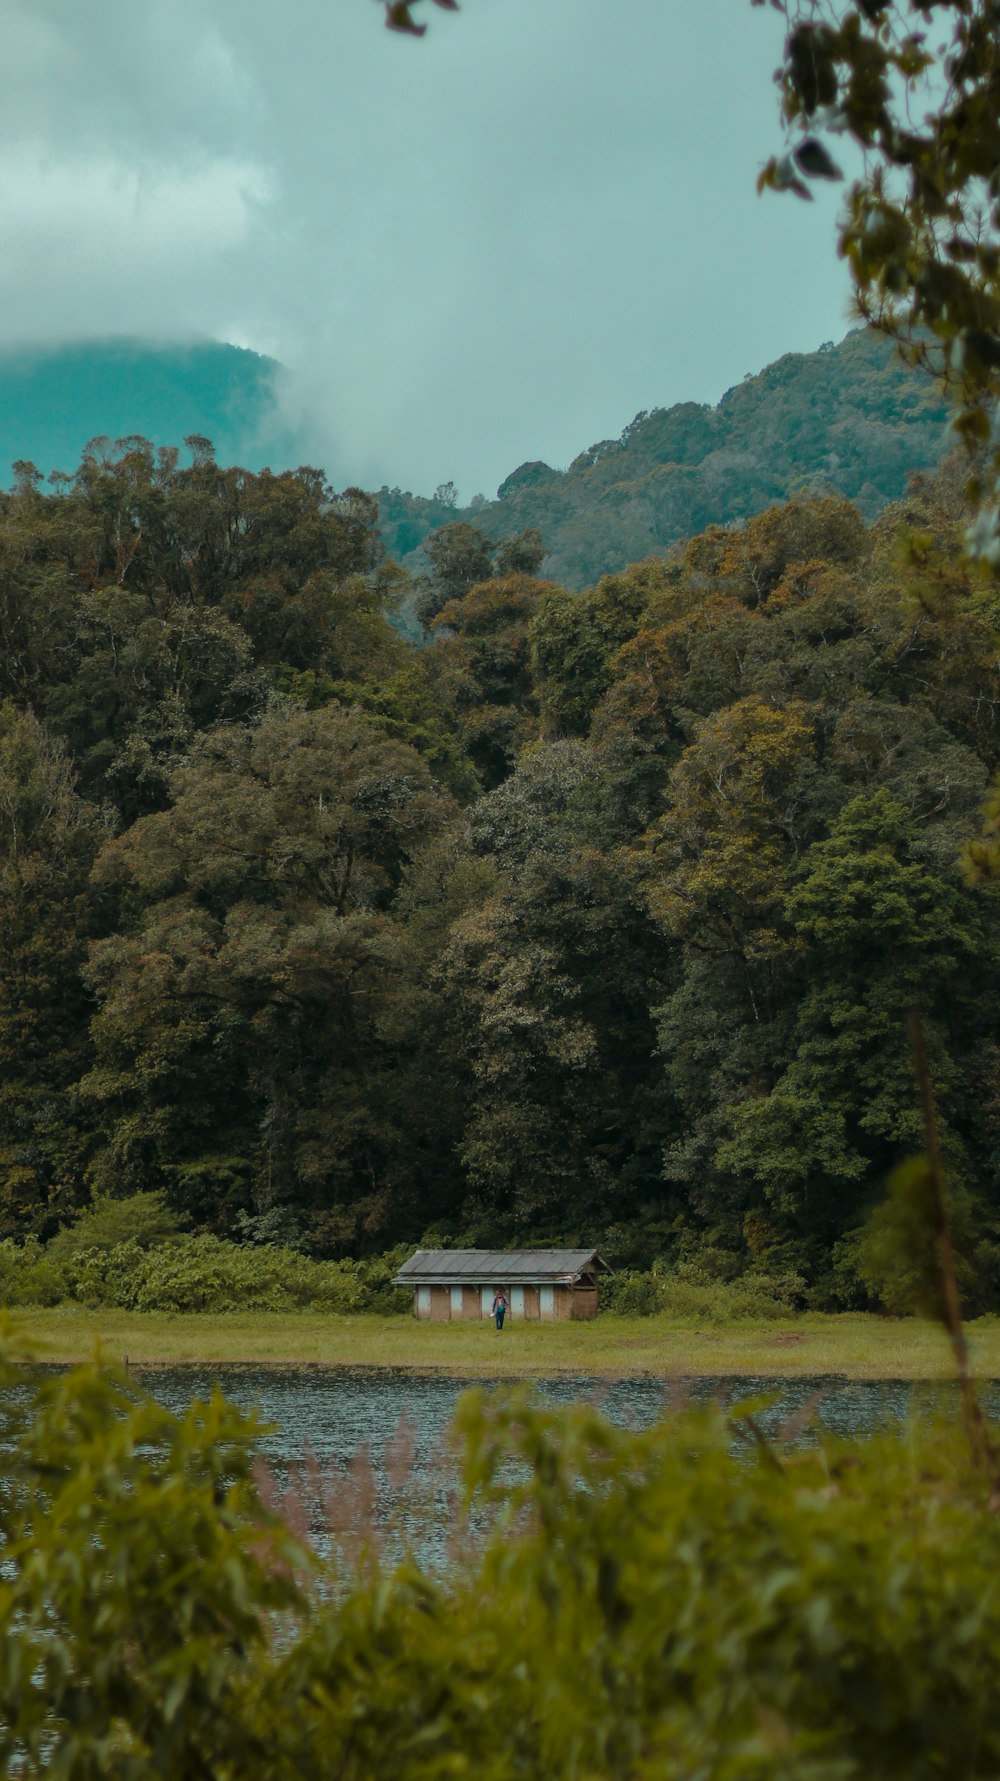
left=412, top=1280, right=601, bottom=1320
left=413, top=1284, right=488, bottom=1320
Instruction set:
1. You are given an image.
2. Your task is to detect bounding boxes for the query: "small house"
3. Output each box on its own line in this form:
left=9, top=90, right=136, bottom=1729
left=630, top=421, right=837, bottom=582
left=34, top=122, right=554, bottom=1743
left=393, top=1248, right=612, bottom=1322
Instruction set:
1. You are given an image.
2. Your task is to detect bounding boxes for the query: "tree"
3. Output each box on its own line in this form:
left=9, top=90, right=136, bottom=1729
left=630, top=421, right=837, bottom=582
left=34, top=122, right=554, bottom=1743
left=426, top=573, right=546, bottom=787
left=761, top=1, right=1000, bottom=546
left=418, top=521, right=495, bottom=624
left=389, top=1, right=1000, bottom=544
left=717, top=791, right=1000, bottom=1285
left=493, top=527, right=547, bottom=578
left=84, top=705, right=453, bottom=1246
left=530, top=568, right=651, bottom=738
left=0, top=709, right=105, bottom=1236
left=436, top=742, right=672, bottom=1233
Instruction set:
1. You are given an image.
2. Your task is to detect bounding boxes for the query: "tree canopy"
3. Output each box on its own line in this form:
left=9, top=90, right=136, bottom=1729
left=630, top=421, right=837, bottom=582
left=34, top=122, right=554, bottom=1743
left=0, top=430, right=997, bottom=1305
left=763, top=1, right=1000, bottom=484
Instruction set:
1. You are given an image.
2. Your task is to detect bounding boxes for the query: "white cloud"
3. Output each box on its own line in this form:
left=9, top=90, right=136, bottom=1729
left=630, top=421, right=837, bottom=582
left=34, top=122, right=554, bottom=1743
left=0, top=149, right=273, bottom=341
left=0, top=0, right=856, bottom=497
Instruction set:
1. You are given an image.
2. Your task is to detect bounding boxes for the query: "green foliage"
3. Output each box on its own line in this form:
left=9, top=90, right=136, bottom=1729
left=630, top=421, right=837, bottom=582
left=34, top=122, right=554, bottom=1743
left=599, top=1265, right=669, bottom=1316
left=0, top=425, right=999, bottom=1295
left=47, top=1190, right=184, bottom=1259
left=416, top=521, right=549, bottom=629
left=602, top=1256, right=806, bottom=1321
left=10, top=1345, right=1000, bottom=1777
left=0, top=1352, right=304, bottom=1776
left=11, top=1233, right=409, bottom=1315
left=0, top=1238, right=68, bottom=1307
left=764, top=2, right=1000, bottom=554
left=378, top=332, right=950, bottom=591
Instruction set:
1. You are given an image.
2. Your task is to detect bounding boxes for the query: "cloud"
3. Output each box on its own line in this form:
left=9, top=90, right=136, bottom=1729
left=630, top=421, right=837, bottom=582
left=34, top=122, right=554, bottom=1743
left=0, top=152, right=271, bottom=338
left=0, top=0, right=856, bottom=498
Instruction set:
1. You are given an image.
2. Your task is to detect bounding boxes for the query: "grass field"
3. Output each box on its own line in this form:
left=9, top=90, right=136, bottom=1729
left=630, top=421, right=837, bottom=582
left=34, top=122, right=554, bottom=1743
left=3, top=1306, right=998, bottom=1378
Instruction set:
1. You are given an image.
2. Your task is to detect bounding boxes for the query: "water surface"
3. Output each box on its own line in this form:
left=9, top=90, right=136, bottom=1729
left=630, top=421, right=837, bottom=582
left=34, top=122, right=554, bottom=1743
left=125, top=1367, right=993, bottom=1566
left=132, top=1363, right=982, bottom=1468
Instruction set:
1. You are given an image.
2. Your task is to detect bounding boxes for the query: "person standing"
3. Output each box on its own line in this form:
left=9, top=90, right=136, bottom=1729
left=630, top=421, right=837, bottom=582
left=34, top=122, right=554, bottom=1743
left=491, top=1286, right=508, bottom=1333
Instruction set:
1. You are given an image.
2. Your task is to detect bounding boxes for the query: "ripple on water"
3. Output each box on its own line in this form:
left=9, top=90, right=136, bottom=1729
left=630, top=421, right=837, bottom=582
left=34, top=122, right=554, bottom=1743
left=43, top=1366, right=1000, bottom=1570
left=128, top=1363, right=992, bottom=1464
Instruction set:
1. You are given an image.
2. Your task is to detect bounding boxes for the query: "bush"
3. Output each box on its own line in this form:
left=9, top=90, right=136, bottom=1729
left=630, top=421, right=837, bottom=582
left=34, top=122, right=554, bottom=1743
left=0, top=1233, right=411, bottom=1315
left=47, top=1191, right=184, bottom=1260
left=56, top=1234, right=360, bottom=1314
left=0, top=1237, right=67, bottom=1307
left=7, top=1349, right=1000, bottom=1777
left=600, top=1266, right=668, bottom=1316
left=660, top=1275, right=796, bottom=1322
left=0, top=1224, right=414, bottom=1315
left=600, top=1263, right=804, bottom=1320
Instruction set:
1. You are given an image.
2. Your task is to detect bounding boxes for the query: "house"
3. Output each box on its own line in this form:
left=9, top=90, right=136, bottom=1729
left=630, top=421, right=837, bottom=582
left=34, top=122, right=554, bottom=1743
left=393, top=1249, right=612, bottom=1321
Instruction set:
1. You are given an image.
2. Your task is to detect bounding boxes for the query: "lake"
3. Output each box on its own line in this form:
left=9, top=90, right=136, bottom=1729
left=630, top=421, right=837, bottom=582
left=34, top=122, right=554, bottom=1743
left=132, top=1363, right=995, bottom=1459
left=126, top=1364, right=990, bottom=1565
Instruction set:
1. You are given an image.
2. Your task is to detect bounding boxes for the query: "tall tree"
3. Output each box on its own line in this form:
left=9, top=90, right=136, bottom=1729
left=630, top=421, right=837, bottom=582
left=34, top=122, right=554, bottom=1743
left=0, top=708, right=105, bottom=1235
left=85, top=705, right=453, bottom=1247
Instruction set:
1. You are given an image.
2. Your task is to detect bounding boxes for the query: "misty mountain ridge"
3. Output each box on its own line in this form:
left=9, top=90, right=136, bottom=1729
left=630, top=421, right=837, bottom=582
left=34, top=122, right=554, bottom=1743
left=0, top=329, right=951, bottom=591
left=378, top=328, right=953, bottom=589
left=0, top=338, right=293, bottom=481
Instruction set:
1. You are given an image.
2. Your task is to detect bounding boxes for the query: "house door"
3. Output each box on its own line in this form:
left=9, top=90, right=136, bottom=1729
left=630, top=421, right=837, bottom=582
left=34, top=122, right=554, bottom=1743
left=417, top=1286, right=431, bottom=1318
left=510, top=1286, right=525, bottom=1319
left=450, top=1286, right=464, bottom=1319
left=539, top=1285, right=555, bottom=1320
left=481, top=1286, right=493, bottom=1319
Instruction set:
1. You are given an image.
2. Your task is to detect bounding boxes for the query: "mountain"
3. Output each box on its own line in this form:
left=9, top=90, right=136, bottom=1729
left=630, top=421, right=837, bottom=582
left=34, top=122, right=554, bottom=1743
left=376, top=329, right=953, bottom=590
left=0, top=338, right=291, bottom=481
left=0, top=329, right=953, bottom=594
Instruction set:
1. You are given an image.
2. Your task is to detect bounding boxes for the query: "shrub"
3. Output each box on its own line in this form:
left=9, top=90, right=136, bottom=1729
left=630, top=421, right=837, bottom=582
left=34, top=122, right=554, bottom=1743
left=600, top=1264, right=804, bottom=1320
left=660, top=1275, right=793, bottom=1322
left=600, top=1266, right=668, bottom=1316
left=0, top=1350, right=302, bottom=1774
left=56, top=1234, right=358, bottom=1314
left=19, top=1233, right=411, bottom=1315
left=0, top=1237, right=67, bottom=1307
left=47, top=1191, right=184, bottom=1260
left=0, top=1228, right=416, bottom=1316
left=7, top=1349, right=1000, bottom=1777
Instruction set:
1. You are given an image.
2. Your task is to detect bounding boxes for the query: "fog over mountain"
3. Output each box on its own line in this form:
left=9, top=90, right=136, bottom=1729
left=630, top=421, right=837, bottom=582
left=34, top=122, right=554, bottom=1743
left=0, top=328, right=950, bottom=596
left=2, top=0, right=857, bottom=500
left=0, top=340, right=288, bottom=480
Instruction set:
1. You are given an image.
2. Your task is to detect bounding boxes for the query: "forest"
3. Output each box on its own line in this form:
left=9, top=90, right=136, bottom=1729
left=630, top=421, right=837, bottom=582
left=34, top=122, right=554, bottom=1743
left=2, top=412, right=999, bottom=1311
left=377, top=328, right=951, bottom=594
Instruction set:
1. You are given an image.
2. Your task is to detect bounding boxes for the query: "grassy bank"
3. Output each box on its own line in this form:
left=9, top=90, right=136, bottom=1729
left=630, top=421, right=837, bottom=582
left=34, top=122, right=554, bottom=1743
left=5, top=1306, right=1000, bottom=1378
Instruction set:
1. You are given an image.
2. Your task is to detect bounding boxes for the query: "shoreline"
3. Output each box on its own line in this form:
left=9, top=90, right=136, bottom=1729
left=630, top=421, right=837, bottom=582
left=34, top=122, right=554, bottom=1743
left=3, top=1307, right=996, bottom=1380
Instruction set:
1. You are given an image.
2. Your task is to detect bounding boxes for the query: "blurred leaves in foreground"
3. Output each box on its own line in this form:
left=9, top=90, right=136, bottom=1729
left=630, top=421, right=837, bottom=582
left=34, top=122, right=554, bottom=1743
left=4, top=1343, right=1000, bottom=1777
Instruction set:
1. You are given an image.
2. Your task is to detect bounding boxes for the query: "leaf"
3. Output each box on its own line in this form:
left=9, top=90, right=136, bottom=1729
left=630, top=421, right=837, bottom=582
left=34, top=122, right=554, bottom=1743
left=770, top=154, right=815, bottom=201
left=794, top=137, right=843, bottom=181
left=385, top=3, right=427, bottom=35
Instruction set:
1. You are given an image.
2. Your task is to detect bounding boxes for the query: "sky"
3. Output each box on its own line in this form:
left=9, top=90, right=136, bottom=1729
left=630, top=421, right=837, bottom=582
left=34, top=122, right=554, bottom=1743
left=0, top=0, right=858, bottom=499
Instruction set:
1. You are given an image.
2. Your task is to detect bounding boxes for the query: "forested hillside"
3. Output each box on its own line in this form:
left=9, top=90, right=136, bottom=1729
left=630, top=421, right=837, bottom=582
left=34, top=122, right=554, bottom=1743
left=0, top=340, right=287, bottom=483
left=1, top=331, right=950, bottom=607
left=379, top=329, right=951, bottom=590
left=1, top=427, right=998, bottom=1307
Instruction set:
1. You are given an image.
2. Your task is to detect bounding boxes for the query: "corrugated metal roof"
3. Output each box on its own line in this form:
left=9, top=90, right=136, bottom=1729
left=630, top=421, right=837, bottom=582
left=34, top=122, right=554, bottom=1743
left=393, top=1248, right=611, bottom=1284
